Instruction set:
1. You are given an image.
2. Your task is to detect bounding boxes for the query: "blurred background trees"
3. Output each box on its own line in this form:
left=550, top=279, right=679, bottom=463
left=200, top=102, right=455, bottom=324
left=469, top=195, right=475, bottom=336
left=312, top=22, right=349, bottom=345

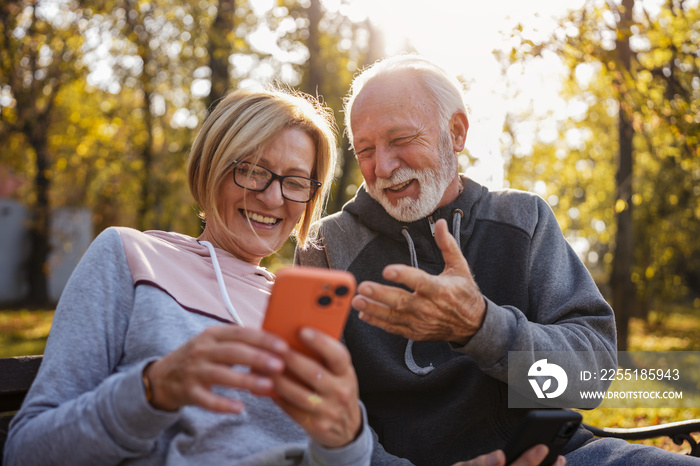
left=500, top=0, right=699, bottom=350
left=1, top=0, right=698, bottom=349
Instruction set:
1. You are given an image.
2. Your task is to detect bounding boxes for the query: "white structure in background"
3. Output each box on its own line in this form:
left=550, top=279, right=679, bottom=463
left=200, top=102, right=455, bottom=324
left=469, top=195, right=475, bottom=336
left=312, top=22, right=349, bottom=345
left=0, top=199, right=93, bottom=305
left=47, top=207, right=93, bottom=302
left=0, top=199, right=30, bottom=303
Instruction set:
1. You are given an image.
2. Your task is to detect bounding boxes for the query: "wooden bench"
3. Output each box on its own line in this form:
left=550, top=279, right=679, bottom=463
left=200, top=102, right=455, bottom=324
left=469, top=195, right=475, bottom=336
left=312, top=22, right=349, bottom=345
left=584, top=420, right=700, bottom=457
left=0, top=356, right=43, bottom=464
left=1, top=355, right=699, bottom=463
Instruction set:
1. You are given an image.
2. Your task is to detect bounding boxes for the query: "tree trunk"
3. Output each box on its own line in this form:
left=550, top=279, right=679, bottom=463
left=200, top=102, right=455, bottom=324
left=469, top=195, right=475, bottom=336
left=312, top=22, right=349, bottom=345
left=610, top=0, right=635, bottom=351
left=304, top=0, right=322, bottom=97
left=206, top=0, right=235, bottom=113
left=137, top=85, right=154, bottom=231
left=26, top=126, right=51, bottom=306
left=329, top=133, right=354, bottom=213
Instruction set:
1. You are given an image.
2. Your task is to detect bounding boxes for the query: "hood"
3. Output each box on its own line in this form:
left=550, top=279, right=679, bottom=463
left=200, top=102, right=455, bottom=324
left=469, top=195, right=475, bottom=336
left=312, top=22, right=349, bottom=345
left=120, top=228, right=274, bottom=327
left=343, top=175, right=488, bottom=263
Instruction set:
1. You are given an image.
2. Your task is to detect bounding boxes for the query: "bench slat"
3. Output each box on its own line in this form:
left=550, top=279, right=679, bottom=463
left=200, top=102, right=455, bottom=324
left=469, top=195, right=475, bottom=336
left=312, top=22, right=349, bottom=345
left=0, top=356, right=42, bottom=412
left=0, top=356, right=43, bottom=464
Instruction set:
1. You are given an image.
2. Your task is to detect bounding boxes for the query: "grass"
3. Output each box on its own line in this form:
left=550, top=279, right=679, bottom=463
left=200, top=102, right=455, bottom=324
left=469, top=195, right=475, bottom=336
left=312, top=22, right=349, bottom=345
left=0, top=308, right=54, bottom=357
left=575, top=302, right=700, bottom=454
left=1, top=302, right=699, bottom=453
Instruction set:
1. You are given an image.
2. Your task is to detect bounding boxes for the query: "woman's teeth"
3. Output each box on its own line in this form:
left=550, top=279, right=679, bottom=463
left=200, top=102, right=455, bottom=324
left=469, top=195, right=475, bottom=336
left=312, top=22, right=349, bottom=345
left=389, top=180, right=412, bottom=191
left=246, top=211, right=278, bottom=225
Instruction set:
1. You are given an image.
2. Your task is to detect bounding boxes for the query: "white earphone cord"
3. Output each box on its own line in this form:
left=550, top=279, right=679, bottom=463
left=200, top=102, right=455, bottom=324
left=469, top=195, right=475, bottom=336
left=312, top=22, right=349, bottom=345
left=198, top=240, right=244, bottom=327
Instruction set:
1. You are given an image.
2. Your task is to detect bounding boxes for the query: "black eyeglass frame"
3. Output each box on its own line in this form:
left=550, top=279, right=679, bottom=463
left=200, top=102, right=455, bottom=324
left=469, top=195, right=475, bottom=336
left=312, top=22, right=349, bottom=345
left=232, top=160, right=322, bottom=203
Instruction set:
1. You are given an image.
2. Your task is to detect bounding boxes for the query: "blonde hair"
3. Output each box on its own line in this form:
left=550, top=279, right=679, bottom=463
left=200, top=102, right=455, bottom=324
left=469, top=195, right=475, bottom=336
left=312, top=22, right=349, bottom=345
left=187, top=87, right=337, bottom=247
left=344, top=54, right=468, bottom=146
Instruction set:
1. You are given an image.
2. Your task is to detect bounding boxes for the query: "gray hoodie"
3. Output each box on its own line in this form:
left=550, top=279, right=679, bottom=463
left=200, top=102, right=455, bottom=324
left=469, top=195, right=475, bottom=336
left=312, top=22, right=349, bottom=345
left=296, top=176, right=617, bottom=465
left=5, top=227, right=373, bottom=466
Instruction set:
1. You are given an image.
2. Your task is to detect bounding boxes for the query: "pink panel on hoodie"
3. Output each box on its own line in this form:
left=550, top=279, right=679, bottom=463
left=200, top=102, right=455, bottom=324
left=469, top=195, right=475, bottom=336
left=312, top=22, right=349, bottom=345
left=117, top=227, right=274, bottom=328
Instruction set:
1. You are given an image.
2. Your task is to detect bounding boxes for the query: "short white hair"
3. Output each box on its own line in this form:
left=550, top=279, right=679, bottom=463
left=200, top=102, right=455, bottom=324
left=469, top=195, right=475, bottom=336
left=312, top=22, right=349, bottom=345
left=344, top=54, right=468, bottom=145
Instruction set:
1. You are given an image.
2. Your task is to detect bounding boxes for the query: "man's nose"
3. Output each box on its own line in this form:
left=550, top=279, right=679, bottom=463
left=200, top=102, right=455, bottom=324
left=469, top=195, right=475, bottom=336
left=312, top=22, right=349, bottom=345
left=374, top=147, right=400, bottom=179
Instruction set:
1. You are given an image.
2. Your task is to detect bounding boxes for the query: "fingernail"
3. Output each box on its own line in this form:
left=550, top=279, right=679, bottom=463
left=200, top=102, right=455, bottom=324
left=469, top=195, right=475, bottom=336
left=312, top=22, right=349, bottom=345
left=360, top=285, right=373, bottom=297
left=230, top=400, right=244, bottom=413
left=384, top=268, right=397, bottom=280
left=267, top=358, right=283, bottom=371
left=354, top=297, right=366, bottom=310
left=272, top=339, right=288, bottom=352
left=256, top=377, right=272, bottom=390
left=300, top=327, right=315, bottom=340
left=487, top=451, right=501, bottom=466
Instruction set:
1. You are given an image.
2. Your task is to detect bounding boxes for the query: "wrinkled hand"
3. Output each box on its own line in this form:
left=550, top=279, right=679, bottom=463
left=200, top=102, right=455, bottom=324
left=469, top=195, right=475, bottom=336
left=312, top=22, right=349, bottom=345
left=144, top=325, right=288, bottom=413
left=271, top=327, right=362, bottom=449
left=452, top=446, right=566, bottom=466
left=352, top=218, right=486, bottom=345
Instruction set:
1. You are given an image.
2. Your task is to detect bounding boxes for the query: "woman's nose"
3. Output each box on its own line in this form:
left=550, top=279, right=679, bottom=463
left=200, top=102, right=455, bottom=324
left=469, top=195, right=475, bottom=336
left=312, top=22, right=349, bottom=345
left=255, top=179, right=285, bottom=207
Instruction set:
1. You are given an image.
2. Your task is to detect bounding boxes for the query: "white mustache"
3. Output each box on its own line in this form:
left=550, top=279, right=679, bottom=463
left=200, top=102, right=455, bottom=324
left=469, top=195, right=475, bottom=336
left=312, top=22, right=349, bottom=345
left=374, top=169, right=418, bottom=189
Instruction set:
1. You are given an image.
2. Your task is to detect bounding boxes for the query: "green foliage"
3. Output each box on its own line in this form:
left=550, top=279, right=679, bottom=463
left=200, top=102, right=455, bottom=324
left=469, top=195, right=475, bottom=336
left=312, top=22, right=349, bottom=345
left=257, top=0, right=374, bottom=212
left=0, top=0, right=377, bottom=275
left=501, top=0, right=700, bottom=305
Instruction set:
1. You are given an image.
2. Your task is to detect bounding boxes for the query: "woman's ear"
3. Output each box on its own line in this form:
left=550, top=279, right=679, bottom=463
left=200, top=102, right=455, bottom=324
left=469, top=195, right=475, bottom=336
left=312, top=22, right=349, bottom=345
left=449, top=111, right=469, bottom=152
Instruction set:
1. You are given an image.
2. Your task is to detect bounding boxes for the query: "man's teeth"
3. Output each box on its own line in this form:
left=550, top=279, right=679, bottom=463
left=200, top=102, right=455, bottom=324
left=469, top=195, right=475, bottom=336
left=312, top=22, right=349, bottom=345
left=389, top=180, right=412, bottom=191
left=247, top=212, right=278, bottom=225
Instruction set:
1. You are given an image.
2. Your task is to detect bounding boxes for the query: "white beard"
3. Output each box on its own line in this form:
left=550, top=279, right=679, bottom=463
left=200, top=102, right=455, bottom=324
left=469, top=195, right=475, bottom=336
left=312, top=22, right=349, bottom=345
left=366, top=131, right=457, bottom=222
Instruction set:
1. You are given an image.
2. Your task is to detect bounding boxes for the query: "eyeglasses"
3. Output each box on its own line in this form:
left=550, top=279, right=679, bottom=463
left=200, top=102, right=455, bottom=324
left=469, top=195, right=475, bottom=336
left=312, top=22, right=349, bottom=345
left=232, top=161, right=322, bottom=203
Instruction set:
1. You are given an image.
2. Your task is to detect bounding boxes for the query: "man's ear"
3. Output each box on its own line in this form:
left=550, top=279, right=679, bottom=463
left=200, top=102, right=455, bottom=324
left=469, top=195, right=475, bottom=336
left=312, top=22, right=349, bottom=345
left=449, top=111, right=469, bottom=152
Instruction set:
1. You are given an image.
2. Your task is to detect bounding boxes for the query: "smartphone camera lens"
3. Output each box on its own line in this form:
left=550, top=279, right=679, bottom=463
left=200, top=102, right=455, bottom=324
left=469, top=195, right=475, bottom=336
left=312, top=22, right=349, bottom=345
left=334, top=285, right=349, bottom=296
left=317, top=295, right=332, bottom=306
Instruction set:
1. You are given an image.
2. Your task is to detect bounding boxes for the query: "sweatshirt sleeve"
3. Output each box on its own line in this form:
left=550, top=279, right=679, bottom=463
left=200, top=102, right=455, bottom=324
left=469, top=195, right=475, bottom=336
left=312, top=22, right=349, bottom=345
left=4, top=228, right=180, bottom=466
left=365, top=425, right=415, bottom=466
left=304, top=403, right=374, bottom=466
left=456, top=196, right=617, bottom=388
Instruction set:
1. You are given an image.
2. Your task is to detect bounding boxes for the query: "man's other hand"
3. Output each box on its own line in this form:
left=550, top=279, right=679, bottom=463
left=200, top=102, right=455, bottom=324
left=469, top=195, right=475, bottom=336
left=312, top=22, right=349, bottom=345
left=352, top=218, right=486, bottom=345
left=451, top=445, right=566, bottom=466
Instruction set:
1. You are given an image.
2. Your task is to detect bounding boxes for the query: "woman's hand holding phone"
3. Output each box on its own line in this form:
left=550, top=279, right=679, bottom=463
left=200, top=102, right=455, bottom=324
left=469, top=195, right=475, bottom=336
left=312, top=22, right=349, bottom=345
left=257, top=267, right=362, bottom=447
left=269, top=326, right=363, bottom=449
left=252, top=267, right=362, bottom=446
left=142, top=325, right=290, bottom=413
left=144, top=321, right=363, bottom=450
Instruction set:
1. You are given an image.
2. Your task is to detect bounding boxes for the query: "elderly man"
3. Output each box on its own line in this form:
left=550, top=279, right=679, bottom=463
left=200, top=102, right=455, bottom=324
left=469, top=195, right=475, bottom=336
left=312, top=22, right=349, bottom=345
left=296, top=55, right=696, bottom=466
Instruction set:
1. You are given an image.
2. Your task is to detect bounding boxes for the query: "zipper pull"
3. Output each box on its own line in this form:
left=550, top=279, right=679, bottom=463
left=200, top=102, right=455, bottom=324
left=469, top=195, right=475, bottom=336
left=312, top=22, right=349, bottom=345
left=428, top=215, right=436, bottom=236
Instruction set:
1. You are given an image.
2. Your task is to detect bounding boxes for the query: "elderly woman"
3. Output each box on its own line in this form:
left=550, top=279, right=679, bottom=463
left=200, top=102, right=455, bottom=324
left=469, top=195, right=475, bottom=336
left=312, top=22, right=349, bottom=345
left=4, top=88, right=372, bottom=465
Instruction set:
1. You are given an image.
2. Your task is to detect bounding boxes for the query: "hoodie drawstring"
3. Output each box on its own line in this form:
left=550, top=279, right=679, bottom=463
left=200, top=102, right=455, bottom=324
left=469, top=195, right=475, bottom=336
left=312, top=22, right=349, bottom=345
left=400, top=209, right=464, bottom=376
left=199, top=240, right=245, bottom=327
left=400, top=228, right=434, bottom=375
left=452, top=209, right=464, bottom=251
left=401, top=228, right=419, bottom=270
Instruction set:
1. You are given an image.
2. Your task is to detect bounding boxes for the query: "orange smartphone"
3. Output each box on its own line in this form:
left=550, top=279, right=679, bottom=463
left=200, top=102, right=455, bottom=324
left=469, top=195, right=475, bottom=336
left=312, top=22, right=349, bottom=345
left=262, top=267, right=356, bottom=358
